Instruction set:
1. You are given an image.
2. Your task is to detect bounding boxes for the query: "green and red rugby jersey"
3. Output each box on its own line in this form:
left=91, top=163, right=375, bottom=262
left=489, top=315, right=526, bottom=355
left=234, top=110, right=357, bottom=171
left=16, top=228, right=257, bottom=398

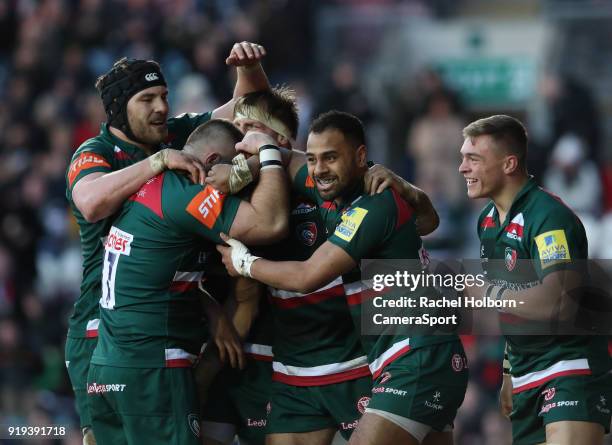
left=264, top=194, right=370, bottom=386
left=293, top=165, right=456, bottom=380
left=477, top=177, right=610, bottom=393
left=65, top=112, right=211, bottom=339
left=91, top=170, right=241, bottom=368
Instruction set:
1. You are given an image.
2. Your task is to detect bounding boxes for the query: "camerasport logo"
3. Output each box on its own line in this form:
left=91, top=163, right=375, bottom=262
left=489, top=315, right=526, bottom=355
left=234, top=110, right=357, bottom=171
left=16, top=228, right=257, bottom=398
left=87, top=383, right=127, bottom=394
left=357, top=396, right=370, bottom=414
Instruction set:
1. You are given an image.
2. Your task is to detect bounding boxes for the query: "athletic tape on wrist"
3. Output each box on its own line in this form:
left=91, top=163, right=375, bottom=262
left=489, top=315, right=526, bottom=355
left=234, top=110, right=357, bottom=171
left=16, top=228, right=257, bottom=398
left=149, top=149, right=167, bottom=174
left=229, top=153, right=253, bottom=194
left=259, top=144, right=282, bottom=170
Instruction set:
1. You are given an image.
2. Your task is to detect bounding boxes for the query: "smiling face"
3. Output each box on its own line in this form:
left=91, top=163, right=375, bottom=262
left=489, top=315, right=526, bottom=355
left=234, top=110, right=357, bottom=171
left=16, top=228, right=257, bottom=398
left=459, top=134, right=508, bottom=200
left=306, top=128, right=366, bottom=201
left=126, top=85, right=169, bottom=145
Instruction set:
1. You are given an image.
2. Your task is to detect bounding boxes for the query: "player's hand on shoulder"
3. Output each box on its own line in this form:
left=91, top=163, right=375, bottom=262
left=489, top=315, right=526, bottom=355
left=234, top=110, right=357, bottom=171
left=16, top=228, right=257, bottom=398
left=163, top=149, right=206, bottom=185
left=205, top=163, right=232, bottom=194
left=226, top=41, right=267, bottom=67
left=364, top=163, right=398, bottom=195
left=235, top=130, right=277, bottom=156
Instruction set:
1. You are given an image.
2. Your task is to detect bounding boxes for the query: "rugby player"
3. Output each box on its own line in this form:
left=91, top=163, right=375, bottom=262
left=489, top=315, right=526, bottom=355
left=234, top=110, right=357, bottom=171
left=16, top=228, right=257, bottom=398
left=87, top=120, right=289, bottom=444
left=218, top=111, right=468, bottom=445
left=202, top=89, right=371, bottom=445
left=65, top=42, right=269, bottom=444
left=459, top=115, right=611, bottom=445
left=202, top=93, right=440, bottom=445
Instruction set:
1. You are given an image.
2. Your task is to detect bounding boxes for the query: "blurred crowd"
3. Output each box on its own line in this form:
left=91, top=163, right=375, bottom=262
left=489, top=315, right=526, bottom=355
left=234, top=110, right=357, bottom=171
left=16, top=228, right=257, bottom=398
left=0, top=1, right=610, bottom=444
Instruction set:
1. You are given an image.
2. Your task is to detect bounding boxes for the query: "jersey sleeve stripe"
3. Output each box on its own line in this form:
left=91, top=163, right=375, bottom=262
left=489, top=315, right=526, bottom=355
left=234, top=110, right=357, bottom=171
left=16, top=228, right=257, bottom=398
left=391, top=188, right=414, bottom=229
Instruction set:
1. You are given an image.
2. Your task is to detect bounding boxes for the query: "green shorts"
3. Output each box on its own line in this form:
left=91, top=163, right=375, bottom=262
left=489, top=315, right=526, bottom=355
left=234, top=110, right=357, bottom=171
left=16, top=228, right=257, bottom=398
left=87, top=363, right=200, bottom=445
left=511, top=372, right=612, bottom=445
left=65, top=336, right=97, bottom=429
left=367, top=340, right=468, bottom=433
left=201, top=359, right=272, bottom=445
left=267, top=376, right=372, bottom=440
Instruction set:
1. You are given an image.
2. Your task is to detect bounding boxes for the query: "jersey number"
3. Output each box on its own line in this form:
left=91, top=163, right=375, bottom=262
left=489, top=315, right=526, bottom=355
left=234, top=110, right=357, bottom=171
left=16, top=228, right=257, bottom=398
left=101, top=250, right=119, bottom=309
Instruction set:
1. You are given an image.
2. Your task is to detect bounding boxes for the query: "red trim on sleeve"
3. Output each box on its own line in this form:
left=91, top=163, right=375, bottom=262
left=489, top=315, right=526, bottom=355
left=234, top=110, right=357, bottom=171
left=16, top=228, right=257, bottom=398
left=391, top=189, right=414, bottom=229
left=129, top=173, right=165, bottom=219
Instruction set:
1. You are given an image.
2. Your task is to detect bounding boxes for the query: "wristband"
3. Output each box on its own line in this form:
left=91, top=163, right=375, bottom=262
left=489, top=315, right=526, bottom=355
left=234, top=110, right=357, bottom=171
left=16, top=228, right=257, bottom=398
left=259, top=144, right=282, bottom=170
left=229, top=153, right=253, bottom=194
left=149, top=149, right=168, bottom=174
left=503, top=352, right=511, bottom=375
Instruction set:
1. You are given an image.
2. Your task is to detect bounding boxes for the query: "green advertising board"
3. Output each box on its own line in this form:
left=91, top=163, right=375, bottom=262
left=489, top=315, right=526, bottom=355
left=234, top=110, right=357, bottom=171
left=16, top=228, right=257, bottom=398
left=436, top=57, right=536, bottom=107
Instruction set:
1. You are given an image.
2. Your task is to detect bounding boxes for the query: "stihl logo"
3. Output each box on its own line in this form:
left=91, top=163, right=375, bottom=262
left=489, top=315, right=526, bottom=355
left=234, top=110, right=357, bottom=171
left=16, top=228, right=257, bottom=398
left=186, top=185, right=226, bottom=229
left=68, top=152, right=110, bottom=187
left=145, top=72, right=159, bottom=81
left=198, top=189, right=221, bottom=218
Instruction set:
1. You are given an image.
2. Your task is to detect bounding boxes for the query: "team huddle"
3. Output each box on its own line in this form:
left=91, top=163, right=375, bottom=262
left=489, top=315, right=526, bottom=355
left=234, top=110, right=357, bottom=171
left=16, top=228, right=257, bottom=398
left=65, top=42, right=611, bottom=445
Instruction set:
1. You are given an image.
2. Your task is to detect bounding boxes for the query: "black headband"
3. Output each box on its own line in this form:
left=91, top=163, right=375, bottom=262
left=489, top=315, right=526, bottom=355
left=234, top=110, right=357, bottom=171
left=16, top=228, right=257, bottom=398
left=98, top=59, right=167, bottom=143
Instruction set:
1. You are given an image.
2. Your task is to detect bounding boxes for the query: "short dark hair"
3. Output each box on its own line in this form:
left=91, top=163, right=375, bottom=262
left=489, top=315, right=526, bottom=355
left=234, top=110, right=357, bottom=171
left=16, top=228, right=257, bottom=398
left=309, top=110, right=365, bottom=148
left=463, top=115, right=528, bottom=169
left=235, top=85, right=299, bottom=139
left=185, top=119, right=243, bottom=150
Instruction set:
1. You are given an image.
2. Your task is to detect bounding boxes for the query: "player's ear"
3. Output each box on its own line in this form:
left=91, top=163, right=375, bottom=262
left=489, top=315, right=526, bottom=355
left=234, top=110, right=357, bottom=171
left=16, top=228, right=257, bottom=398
left=205, top=152, right=221, bottom=168
left=356, top=144, right=367, bottom=168
left=503, top=155, right=519, bottom=174
left=276, top=134, right=289, bottom=147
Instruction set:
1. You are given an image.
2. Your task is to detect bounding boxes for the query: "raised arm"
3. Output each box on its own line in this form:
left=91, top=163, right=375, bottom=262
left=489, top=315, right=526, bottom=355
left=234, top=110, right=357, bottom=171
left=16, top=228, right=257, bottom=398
left=227, top=132, right=290, bottom=245
left=72, top=149, right=205, bottom=222
left=212, top=42, right=270, bottom=120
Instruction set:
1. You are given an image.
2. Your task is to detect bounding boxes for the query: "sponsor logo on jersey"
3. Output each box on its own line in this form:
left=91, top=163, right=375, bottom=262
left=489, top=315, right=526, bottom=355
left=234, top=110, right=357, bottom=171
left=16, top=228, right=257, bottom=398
left=505, top=213, right=524, bottom=241
left=186, top=185, right=226, bottom=229
left=246, top=418, right=267, bottom=428
left=424, top=391, right=444, bottom=411
left=596, top=395, right=610, bottom=414
left=105, top=226, right=133, bottom=255
left=505, top=247, right=517, bottom=271
left=481, top=207, right=496, bottom=228
left=291, top=201, right=316, bottom=215
left=535, top=230, right=571, bottom=269
left=297, top=221, right=317, bottom=246
left=451, top=354, right=466, bottom=372
left=340, top=420, right=359, bottom=430
left=539, top=399, right=579, bottom=414
left=379, top=371, right=392, bottom=384
left=372, top=386, right=408, bottom=397
left=187, top=413, right=200, bottom=437
left=87, top=382, right=127, bottom=394
left=68, top=152, right=111, bottom=187
left=145, top=72, right=159, bottom=81
left=334, top=207, right=368, bottom=242
left=542, top=387, right=556, bottom=401
left=357, top=396, right=370, bottom=414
